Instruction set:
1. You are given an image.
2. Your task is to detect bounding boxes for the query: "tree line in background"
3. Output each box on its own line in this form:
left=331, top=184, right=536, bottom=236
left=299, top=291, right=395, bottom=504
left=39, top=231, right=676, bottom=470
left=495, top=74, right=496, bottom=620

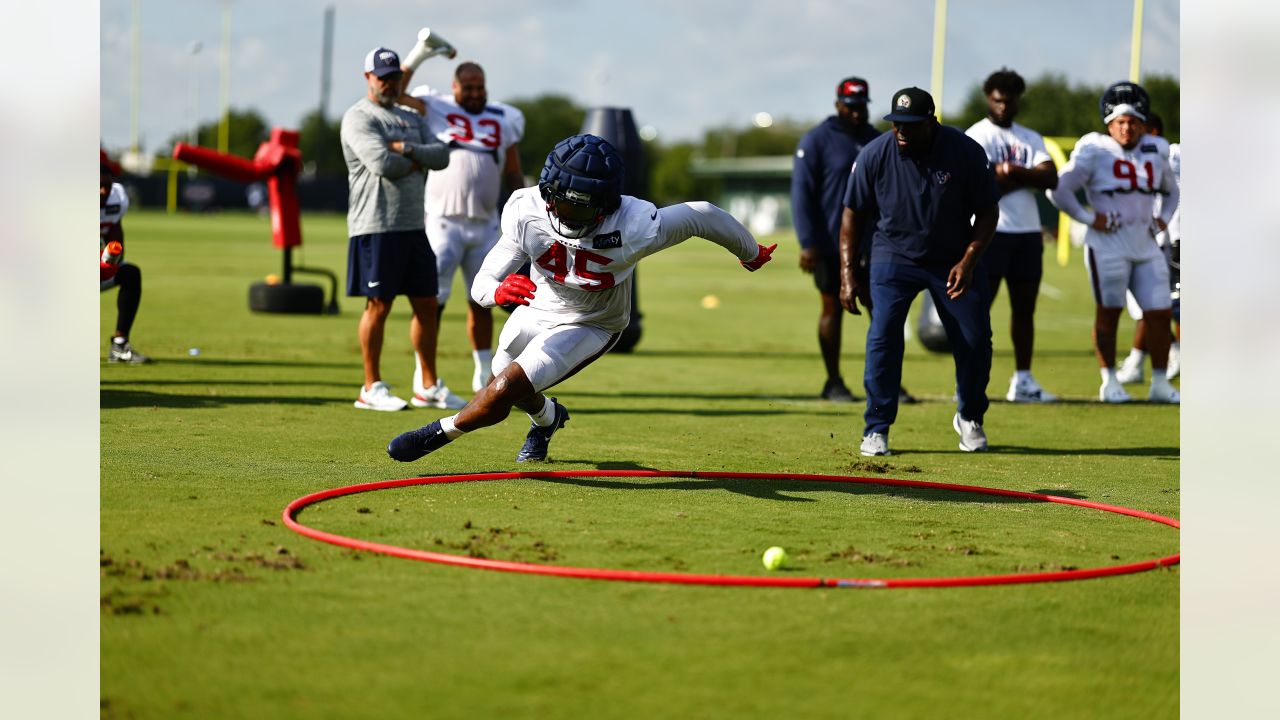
left=165, top=74, right=1177, bottom=210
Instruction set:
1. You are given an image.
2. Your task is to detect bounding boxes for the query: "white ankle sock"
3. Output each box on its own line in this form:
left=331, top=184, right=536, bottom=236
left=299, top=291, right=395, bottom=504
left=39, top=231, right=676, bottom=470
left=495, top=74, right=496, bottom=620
left=1101, top=368, right=1118, bottom=383
left=473, top=349, right=492, bottom=372
left=1015, top=369, right=1032, bottom=382
left=529, top=397, right=556, bottom=427
left=1151, top=369, right=1167, bottom=384
left=440, top=415, right=466, bottom=440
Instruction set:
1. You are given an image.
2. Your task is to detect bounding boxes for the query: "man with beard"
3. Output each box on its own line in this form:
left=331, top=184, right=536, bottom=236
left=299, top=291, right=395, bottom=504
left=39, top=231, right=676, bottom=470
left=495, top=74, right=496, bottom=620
left=339, top=47, right=453, bottom=411
left=840, top=87, right=999, bottom=456
left=965, top=68, right=1059, bottom=403
left=399, top=57, right=526, bottom=401
left=792, top=78, right=918, bottom=406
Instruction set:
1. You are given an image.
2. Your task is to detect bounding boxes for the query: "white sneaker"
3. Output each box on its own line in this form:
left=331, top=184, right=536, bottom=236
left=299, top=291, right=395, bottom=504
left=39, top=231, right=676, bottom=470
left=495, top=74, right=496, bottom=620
left=354, top=381, right=407, bottom=411
left=1148, top=378, right=1180, bottom=404
left=1006, top=373, right=1057, bottom=403
left=472, top=364, right=494, bottom=392
left=860, top=433, right=891, bottom=456
left=1116, top=351, right=1144, bottom=384
left=952, top=413, right=989, bottom=452
left=412, top=379, right=467, bottom=409
left=1099, top=378, right=1132, bottom=403
left=1166, top=344, right=1180, bottom=380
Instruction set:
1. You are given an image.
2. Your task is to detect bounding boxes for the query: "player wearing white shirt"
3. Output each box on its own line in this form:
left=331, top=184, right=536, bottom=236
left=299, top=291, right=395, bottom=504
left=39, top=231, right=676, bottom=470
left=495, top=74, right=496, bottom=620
left=400, top=60, right=527, bottom=395
left=1118, top=115, right=1182, bottom=385
left=99, top=150, right=150, bottom=364
left=388, top=134, right=776, bottom=463
left=1047, top=82, right=1179, bottom=404
left=965, top=69, right=1059, bottom=403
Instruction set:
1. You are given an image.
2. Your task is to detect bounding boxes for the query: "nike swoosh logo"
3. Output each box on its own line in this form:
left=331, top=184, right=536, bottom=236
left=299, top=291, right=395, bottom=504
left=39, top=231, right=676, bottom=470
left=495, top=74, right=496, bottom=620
left=367, top=281, right=381, bottom=287
left=650, top=211, right=657, bottom=220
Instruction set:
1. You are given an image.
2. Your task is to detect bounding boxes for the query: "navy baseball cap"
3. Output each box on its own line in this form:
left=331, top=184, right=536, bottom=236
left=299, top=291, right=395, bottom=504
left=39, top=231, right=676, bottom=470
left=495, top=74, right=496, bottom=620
left=837, top=77, right=870, bottom=105
left=883, top=87, right=935, bottom=123
left=364, top=47, right=402, bottom=77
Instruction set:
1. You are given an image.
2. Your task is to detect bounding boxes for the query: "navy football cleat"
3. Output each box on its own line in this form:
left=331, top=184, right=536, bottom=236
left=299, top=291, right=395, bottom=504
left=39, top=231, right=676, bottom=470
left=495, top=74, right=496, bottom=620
left=516, top=399, right=569, bottom=463
left=387, top=420, right=453, bottom=462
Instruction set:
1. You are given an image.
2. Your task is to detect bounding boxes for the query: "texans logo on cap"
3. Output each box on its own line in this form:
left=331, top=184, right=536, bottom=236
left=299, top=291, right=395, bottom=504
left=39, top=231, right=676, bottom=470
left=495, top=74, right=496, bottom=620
left=843, top=81, right=865, bottom=95
left=379, top=51, right=396, bottom=63
left=897, top=95, right=912, bottom=109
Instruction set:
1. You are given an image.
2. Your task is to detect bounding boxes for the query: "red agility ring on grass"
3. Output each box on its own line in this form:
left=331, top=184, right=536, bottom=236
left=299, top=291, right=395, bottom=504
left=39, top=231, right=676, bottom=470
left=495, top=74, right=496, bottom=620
left=283, top=470, right=1180, bottom=589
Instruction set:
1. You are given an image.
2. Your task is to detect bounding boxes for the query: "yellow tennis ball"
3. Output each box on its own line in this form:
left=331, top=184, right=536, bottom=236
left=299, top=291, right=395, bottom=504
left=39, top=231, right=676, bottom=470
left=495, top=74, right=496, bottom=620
left=700, top=294, right=720, bottom=309
left=265, top=274, right=281, bottom=285
left=762, top=546, right=788, bottom=570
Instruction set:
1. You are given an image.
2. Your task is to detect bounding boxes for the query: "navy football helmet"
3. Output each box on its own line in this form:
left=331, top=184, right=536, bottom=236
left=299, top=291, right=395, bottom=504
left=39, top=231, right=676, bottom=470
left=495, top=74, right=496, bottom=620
left=1099, top=81, right=1150, bottom=124
left=538, top=134, right=624, bottom=239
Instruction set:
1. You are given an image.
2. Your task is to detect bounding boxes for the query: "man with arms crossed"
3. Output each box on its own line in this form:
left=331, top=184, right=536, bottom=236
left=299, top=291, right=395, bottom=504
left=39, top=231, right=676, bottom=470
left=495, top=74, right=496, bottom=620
left=340, top=47, right=454, bottom=411
left=965, top=68, right=1059, bottom=403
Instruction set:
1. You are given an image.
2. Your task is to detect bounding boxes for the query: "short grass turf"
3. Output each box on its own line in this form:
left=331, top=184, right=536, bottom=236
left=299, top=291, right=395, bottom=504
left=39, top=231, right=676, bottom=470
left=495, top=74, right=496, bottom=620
left=101, top=209, right=1178, bottom=719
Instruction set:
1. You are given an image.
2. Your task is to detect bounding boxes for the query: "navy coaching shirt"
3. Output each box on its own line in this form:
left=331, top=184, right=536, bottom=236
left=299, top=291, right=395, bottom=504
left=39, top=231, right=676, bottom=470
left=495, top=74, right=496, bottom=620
left=790, top=117, right=881, bottom=256
left=844, top=125, right=999, bottom=267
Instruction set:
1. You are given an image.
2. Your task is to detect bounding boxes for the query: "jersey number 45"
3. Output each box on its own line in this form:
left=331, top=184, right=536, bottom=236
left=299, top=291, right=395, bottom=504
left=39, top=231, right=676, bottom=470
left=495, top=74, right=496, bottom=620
left=536, top=243, right=616, bottom=290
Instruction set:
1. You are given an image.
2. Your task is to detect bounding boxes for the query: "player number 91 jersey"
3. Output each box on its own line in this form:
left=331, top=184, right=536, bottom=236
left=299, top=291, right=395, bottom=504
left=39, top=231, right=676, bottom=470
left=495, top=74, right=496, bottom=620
left=1059, top=131, right=1173, bottom=227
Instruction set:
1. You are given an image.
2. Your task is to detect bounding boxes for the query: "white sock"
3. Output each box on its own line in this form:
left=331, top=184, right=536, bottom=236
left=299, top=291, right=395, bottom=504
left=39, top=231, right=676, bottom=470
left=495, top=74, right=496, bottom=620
left=1015, top=369, right=1032, bottom=382
left=1151, top=369, right=1167, bottom=384
left=1127, top=348, right=1147, bottom=362
left=1101, top=368, right=1118, bottom=383
left=440, top=415, right=466, bottom=440
left=1169, top=342, right=1180, bottom=354
left=473, top=349, right=493, bottom=372
left=529, top=396, right=556, bottom=427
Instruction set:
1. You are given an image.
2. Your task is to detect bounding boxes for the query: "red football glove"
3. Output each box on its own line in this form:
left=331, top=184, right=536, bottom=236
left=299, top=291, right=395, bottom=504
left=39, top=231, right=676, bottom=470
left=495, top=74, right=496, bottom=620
left=100, top=261, right=120, bottom=282
left=494, top=273, right=536, bottom=306
left=741, top=243, right=777, bottom=272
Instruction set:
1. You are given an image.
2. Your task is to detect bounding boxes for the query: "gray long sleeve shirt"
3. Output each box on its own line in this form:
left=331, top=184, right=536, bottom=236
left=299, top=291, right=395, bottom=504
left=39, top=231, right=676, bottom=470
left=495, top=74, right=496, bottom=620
left=340, top=98, right=450, bottom=237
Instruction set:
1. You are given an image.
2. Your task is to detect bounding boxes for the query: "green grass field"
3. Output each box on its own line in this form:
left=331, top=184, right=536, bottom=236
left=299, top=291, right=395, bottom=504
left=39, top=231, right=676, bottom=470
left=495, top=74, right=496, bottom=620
left=101, top=209, right=1178, bottom=719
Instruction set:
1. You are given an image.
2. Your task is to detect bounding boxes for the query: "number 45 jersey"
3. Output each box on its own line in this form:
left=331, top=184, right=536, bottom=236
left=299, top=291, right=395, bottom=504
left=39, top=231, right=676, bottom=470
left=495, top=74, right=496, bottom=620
left=408, top=84, right=526, bottom=221
left=473, top=187, right=759, bottom=333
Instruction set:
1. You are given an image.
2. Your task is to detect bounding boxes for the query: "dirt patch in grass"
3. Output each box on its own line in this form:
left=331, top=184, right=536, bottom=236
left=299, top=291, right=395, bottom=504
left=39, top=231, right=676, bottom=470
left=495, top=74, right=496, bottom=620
left=846, top=460, right=924, bottom=474
left=437, top=525, right=559, bottom=563
left=824, top=546, right=915, bottom=567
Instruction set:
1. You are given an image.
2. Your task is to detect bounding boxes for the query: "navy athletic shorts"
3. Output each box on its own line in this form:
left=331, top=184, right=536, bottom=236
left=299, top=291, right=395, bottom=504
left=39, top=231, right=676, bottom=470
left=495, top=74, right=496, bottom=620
left=811, top=253, right=869, bottom=296
left=346, top=230, right=438, bottom=299
left=982, top=231, right=1043, bottom=284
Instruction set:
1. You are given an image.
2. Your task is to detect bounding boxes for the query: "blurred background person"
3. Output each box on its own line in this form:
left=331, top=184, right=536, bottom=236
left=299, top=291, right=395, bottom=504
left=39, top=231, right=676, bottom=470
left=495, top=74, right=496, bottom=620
left=100, top=149, right=150, bottom=364
left=965, top=68, right=1059, bottom=403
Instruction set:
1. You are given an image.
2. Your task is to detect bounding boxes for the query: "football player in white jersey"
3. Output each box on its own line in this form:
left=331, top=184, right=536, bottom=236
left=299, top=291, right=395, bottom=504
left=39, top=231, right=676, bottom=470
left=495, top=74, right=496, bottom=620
left=1118, top=113, right=1181, bottom=384
left=965, top=68, right=1059, bottom=403
left=99, top=150, right=150, bottom=364
left=1047, top=82, right=1179, bottom=403
left=388, top=134, right=776, bottom=463
left=398, top=54, right=527, bottom=397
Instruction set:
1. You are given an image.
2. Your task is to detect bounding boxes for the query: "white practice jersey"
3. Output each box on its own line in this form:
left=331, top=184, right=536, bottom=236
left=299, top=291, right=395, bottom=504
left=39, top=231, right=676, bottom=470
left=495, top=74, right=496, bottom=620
left=1155, top=143, right=1181, bottom=245
left=409, top=84, right=526, bottom=221
left=965, top=118, right=1052, bottom=233
left=100, top=182, right=129, bottom=248
left=473, top=188, right=758, bottom=333
left=1049, top=131, right=1178, bottom=230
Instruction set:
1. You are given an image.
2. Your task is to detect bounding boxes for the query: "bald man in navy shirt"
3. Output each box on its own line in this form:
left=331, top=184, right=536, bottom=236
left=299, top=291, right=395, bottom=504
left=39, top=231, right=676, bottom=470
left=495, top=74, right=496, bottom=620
left=840, top=87, right=999, bottom=457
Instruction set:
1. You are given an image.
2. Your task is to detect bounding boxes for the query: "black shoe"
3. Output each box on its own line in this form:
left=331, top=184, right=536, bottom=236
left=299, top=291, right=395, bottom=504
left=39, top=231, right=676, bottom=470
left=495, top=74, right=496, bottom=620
left=108, top=337, right=152, bottom=364
left=820, top=378, right=859, bottom=402
left=387, top=420, right=453, bottom=462
left=898, top=386, right=919, bottom=404
left=516, top=399, right=569, bottom=462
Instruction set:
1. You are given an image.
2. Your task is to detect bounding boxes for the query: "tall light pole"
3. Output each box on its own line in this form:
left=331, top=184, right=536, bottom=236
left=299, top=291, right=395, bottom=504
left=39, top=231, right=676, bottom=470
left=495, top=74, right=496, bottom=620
left=218, top=0, right=232, bottom=154
left=187, top=41, right=203, bottom=146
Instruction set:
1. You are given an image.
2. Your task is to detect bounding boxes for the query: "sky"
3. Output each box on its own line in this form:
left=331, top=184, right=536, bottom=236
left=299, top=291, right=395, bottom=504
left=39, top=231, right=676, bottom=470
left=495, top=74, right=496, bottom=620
left=99, top=0, right=1180, bottom=154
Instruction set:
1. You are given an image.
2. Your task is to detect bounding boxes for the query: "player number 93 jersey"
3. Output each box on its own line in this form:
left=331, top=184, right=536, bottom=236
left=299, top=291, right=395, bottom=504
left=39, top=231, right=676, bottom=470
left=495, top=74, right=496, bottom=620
left=1061, top=131, right=1172, bottom=227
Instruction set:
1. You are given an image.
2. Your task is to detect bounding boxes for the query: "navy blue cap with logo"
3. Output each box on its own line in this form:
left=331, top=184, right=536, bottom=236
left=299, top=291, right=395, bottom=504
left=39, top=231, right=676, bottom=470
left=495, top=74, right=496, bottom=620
left=882, top=87, right=935, bottom=123
left=364, top=47, right=402, bottom=77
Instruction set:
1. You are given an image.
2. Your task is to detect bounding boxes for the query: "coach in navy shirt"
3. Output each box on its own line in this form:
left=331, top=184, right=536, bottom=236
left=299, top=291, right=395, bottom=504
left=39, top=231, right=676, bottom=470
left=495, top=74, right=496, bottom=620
left=840, top=87, right=999, bottom=456
left=791, top=77, right=881, bottom=402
